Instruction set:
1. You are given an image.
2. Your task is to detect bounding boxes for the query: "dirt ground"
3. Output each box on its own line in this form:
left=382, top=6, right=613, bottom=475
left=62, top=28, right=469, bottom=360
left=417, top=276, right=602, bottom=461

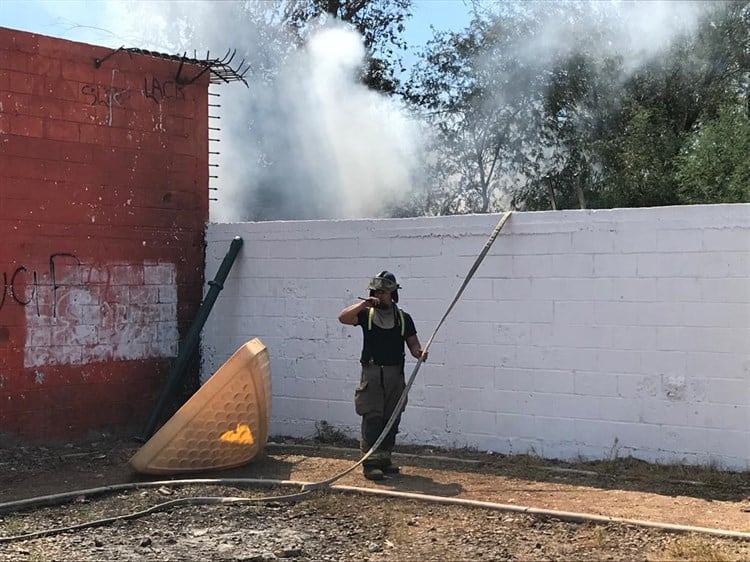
left=2, top=435, right=750, bottom=561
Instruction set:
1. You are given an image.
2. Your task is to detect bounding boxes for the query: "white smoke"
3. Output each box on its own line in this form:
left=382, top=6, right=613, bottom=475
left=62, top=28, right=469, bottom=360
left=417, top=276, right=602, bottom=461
left=502, top=0, right=710, bottom=76
left=271, top=26, right=422, bottom=220
left=41, top=0, right=711, bottom=218
left=94, top=2, right=423, bottom=222
left=611, top=0, right=709, bottom=73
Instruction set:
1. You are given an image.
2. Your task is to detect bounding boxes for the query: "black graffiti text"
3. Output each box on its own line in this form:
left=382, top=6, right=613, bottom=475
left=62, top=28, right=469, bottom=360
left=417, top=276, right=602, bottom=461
left=0, top=254, right=81, bottom=319
left=142, top=76, right=185, bottom=103
left=81, top=83, right=131, bottom=108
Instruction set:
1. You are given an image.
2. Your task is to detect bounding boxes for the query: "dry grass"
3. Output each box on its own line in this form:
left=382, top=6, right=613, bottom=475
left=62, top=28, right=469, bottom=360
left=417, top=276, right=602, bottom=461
left=383, top=504, right=422, bottom=545
left=577, top=524, right=608, bottom=548
left=654, top=535, right=742, bottom=562
left=0, top=515, right=23, bottom=535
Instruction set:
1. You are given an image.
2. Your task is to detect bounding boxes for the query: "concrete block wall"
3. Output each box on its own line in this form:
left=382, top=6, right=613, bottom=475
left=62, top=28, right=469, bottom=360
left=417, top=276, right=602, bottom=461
left=0, top=27, right=209, bottom=441
left=203, top=204, right=750, bottom=470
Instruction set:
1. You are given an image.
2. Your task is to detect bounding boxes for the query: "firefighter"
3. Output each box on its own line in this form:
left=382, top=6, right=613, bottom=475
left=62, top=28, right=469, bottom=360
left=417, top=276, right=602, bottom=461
left=338, top=271, right=427, bottom=480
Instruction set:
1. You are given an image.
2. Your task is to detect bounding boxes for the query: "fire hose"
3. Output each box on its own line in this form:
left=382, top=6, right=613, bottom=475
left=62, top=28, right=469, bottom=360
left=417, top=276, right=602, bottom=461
left=3, top=477, right=750, bottom=543
left=3, top=210, right=750, bottom=543
left=0, top=211, right=513, bottom=543
left=304, top=210, right=514, bottom=488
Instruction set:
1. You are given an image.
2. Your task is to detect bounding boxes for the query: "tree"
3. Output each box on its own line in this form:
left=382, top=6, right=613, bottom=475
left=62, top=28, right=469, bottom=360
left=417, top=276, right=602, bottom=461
left=514, top=49, right=627, bottom=211
left=676, top=103, right=750, bottom=203
left=405, top=14, right=544, bottom=214
left=408, top=0, right=749, bottom=213
left=595, top=1, right=749, bottom=207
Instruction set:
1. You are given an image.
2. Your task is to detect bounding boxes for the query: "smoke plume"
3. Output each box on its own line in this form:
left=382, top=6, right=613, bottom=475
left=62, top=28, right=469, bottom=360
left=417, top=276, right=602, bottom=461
left=97, top=1, right=423, bottom=222
left=46, top=1, right=715, bottom=218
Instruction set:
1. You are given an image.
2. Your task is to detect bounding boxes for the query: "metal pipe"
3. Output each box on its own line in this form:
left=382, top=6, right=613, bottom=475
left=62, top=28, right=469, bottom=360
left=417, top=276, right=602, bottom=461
left=138, top=236, right=244, bottom=441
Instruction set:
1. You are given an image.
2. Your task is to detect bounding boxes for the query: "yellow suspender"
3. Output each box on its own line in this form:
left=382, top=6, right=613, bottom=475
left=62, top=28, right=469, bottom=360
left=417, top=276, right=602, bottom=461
left=368, top=307, right=405, bottom=336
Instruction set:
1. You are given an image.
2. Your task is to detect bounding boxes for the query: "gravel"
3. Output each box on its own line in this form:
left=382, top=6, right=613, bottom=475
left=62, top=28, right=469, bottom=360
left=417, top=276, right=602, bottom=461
left=3, top=437, right=750, bottom=561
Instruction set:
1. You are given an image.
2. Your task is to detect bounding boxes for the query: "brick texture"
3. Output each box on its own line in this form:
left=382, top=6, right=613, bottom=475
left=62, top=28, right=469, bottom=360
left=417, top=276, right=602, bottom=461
left=0, top=27, right=209, bottom=441
left=203, top=205, right=750, bottom=470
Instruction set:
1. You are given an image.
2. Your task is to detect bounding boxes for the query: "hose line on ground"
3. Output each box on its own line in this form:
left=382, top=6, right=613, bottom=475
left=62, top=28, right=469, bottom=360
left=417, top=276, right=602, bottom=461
left=2, top=477, right=750, bottom=543
left=4, top=211, right=745, bottom=545
left=0, top=213, right=515, bottom=544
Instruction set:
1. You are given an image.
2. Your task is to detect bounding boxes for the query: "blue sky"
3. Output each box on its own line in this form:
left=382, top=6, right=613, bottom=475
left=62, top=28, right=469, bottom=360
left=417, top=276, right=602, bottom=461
left=1, top=0, right=473, bottom=55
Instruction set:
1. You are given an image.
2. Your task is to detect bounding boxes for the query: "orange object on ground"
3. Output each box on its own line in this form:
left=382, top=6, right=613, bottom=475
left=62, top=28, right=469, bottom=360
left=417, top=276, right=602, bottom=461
left=129, top=338, right=271, bottom=474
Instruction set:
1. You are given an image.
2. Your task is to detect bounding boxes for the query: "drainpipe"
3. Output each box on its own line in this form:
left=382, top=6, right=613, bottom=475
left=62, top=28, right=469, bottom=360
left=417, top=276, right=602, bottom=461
left=137, top=236, right=244, bottom=441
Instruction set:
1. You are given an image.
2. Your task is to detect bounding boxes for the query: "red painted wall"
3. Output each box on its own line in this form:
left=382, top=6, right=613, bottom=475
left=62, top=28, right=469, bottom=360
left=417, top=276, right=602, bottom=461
left=0, top=28, right=209, bottom=442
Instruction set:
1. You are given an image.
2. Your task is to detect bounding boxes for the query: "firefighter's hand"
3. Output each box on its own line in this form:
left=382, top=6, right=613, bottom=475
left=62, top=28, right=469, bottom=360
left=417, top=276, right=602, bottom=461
left=420, top=350, right=428, bottom=362
left=362, top=297, right=380, bottom=308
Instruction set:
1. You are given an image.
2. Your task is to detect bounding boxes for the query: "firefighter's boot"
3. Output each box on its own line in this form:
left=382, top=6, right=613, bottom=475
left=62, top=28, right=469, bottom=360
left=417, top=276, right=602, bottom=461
left=363, top=465, right=384, bottom=481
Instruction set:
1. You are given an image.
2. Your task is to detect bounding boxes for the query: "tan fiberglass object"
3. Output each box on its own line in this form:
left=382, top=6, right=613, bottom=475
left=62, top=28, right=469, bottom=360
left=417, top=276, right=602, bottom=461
left=129, top=338, right=271, bottom=475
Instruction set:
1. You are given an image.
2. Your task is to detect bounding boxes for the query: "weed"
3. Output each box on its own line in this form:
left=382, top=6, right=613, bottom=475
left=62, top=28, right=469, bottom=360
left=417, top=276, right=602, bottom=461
left=656, top=534, right=738, bottom=562
left=27, top=548, right=49, bottom=562
left=607, top=436, right=621, bottom=462
left=313, top=420, right=351, bottom=445
left=578, top=524, right=608, bottom=548
left=0, top=514, right=24, bottom=535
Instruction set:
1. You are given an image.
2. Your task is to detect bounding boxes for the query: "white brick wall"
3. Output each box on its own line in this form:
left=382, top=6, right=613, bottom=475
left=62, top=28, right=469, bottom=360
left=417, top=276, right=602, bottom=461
left=202, top=205, right=750, bottom=470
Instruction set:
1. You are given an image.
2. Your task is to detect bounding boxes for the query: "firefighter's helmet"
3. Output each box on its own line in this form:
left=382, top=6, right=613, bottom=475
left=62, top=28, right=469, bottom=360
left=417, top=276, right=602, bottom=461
left=367, top=271, right=400, bottom=302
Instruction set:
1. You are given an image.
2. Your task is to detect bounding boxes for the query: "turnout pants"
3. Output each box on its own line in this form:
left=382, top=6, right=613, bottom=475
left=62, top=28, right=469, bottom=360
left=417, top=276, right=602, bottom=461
left=354, top=362, right=406, bottom=468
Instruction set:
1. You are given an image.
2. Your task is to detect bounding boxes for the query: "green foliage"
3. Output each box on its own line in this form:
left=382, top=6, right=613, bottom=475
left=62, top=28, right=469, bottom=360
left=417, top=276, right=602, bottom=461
left=230, top=0, right=748, bottom=217
left=605, top=103, right=683, bottom=207
left=401, top=0, right=749, bottom=213
left=676, top=103, right=750, bottom=203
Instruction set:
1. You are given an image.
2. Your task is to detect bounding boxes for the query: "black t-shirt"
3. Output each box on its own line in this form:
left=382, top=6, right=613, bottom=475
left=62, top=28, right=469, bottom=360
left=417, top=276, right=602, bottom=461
left=356, top=306, right=417, bottom=366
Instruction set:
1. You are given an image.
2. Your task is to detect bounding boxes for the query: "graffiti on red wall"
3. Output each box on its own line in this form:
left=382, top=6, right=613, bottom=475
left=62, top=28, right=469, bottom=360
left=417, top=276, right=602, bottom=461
left=81, top=83, right=132, bottom=108
left=142, top=76, right=186, bottom=103
left=0, top=254, right=80, bottom=318
left=1, top=256, right=179, bottom=367
left=81, top=75, right=185, bottom=108
left=1, top=267, right=37, bottom=312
